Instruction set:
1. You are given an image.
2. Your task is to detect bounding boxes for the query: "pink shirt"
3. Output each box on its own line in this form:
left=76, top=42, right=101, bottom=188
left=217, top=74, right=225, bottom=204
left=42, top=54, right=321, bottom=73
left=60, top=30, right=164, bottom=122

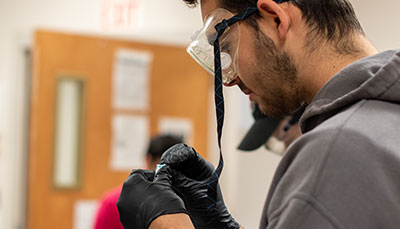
left=94, top=186, right=124, bottom=229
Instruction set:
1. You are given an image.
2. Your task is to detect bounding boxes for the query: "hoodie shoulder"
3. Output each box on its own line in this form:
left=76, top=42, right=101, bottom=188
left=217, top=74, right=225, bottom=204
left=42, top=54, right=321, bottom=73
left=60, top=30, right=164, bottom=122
left=265, top=98, right=400, bottom=228
left=301, top=50, right=400, bottom=132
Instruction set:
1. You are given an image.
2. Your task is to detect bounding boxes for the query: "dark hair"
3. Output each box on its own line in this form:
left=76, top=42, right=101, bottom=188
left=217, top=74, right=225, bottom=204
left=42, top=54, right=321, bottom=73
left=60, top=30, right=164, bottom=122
left=147, top=134, right=183, bottom=161
left=183, top=0, right=364, bottom=54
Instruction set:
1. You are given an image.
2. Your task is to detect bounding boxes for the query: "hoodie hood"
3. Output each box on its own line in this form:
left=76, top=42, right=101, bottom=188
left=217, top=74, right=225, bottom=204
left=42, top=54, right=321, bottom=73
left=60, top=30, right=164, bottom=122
left=300, top=50, right=400, bottom=133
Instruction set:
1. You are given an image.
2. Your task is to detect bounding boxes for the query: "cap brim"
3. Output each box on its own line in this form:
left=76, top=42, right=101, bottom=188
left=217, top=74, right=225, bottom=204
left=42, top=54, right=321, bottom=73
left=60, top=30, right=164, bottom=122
left=237, top=117, right=281, bottom=151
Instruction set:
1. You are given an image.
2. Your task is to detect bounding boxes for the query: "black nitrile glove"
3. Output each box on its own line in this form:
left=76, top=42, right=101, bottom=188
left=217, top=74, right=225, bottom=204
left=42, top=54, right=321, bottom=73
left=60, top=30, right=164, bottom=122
left=156, top=143, right=240, bottom=229
left=117, top=169, right=189, bottom=229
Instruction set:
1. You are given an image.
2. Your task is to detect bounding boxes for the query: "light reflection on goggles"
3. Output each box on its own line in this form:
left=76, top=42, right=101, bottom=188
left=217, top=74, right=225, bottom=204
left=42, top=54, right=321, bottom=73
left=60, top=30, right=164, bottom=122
left=187, top=8, right=240, bottom=84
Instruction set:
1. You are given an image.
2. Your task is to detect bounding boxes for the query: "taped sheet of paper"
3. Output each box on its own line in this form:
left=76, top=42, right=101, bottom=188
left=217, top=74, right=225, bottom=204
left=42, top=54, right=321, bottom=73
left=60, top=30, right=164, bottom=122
left=158, top=117, right=193, bottom=145
left=112, top=49, right=152, bottom=110
left=74, top=200, right=98, bottom=229
left=110, top=115, right=149, bottom=170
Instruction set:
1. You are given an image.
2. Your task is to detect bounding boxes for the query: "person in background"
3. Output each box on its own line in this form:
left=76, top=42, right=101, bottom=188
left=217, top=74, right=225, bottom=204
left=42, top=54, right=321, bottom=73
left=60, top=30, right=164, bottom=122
left=237, top=102, right=304, bottom=154
left=93, top=134, right=182, bottom=229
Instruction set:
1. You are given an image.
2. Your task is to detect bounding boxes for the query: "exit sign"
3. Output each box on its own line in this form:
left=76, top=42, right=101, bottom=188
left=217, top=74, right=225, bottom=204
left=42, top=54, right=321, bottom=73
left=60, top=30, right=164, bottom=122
left=99, top=0, right=143, bottom=31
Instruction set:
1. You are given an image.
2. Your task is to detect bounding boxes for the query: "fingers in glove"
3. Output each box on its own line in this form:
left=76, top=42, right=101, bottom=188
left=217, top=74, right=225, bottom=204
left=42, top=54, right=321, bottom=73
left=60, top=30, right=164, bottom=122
left=160, top=143, right=215, bottom=181
left=153, top=165, right=176, bottom=185
left=117, top=168, right=189, bottom=229
left=160, top=143, right=196, bottom=166
left=127, top=169, right=155, bottom=183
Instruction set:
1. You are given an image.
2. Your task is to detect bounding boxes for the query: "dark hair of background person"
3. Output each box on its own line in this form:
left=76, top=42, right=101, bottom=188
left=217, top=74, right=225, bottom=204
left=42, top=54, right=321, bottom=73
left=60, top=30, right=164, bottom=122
left=147, top=135, right=183, bottom=162
left=183, top=0, right=364, bottom=54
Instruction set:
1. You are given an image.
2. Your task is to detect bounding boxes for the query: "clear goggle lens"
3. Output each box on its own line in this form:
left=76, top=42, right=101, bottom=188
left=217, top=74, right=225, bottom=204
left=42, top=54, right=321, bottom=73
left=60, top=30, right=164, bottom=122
left=186, top=8, right=240, bottom=84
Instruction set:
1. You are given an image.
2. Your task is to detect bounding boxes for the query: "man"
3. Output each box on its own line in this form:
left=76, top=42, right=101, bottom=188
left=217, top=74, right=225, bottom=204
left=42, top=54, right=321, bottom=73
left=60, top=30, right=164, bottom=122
left=93, top=134, right=182, bottom=229
left=117, top=0, right=400, bottom=228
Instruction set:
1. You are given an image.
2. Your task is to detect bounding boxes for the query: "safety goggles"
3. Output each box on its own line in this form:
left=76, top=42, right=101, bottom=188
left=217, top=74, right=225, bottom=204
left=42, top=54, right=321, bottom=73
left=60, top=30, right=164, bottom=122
left=187, top=1, right=289, bottom=84
left=187, top=8, right=244, bottom=84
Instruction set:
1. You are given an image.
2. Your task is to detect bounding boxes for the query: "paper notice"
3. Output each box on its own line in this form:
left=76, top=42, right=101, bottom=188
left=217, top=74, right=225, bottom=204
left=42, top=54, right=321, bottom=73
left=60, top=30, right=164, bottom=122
left=74, top=200, right=98, bottom=229
left=112, top=49, right=152, bottom=110
left=110, top=115, right=149, bottom=170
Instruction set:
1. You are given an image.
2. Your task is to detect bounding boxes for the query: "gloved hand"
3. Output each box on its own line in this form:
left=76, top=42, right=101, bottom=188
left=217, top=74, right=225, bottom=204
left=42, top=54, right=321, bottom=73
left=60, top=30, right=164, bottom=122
left=155, top=143, right=240, bottom=229
left=117, top=169, right=189, bottom=229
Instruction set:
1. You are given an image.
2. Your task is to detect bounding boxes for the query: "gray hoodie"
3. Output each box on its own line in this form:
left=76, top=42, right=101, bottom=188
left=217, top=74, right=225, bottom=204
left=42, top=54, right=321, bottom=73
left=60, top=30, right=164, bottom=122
left=260, top=50, right=400, bottom=229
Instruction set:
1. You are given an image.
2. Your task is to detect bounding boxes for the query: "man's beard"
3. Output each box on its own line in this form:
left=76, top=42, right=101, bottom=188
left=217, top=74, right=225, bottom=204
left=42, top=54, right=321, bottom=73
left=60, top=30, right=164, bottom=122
left=253, top=30, right=303, bottom=118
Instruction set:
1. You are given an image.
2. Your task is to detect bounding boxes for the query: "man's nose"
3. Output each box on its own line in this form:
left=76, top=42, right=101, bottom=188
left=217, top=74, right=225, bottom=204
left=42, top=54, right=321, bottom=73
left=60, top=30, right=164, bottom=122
left=223, top=76, right=240, bottom=87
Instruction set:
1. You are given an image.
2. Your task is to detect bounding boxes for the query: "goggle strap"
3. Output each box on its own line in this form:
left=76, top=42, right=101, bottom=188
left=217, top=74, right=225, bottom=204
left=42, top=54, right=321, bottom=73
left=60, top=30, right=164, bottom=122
left=206, top=6, right=259, bottom=203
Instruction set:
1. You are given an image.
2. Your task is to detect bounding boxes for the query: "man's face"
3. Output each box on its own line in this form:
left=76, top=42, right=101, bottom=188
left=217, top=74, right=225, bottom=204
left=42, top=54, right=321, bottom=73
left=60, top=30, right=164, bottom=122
left=239, top=27, right=302, bottom=117
left=201, top=0, right=303, bottom=117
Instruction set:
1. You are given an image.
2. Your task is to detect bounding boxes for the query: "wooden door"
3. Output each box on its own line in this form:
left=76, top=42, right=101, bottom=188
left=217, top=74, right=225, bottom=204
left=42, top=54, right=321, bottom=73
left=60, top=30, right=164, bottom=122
left=27, top=30, right=211, bottom=229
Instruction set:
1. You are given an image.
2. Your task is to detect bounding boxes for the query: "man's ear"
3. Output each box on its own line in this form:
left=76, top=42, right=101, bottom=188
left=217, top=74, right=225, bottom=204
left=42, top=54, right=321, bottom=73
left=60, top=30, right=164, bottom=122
left=257, top=0, right=291, bottom=41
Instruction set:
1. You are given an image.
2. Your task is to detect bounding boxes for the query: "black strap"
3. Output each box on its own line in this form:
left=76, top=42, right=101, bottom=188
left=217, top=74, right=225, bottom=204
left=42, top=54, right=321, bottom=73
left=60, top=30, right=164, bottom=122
left=207, top=6, right=258, bottom=206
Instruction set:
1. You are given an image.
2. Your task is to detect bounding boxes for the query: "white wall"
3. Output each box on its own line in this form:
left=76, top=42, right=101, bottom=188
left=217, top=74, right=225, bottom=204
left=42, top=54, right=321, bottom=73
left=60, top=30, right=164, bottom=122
left=351, top=0, right=400, bottom=51
left=1, top=0, right=400, bottom=229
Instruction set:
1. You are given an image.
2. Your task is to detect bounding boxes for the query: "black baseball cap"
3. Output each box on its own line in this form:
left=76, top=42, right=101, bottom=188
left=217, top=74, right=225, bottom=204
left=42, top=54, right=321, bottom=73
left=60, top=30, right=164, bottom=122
left=237, top=103, right=281, bottom=151
left=237, top=103, right=305, bottom=152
